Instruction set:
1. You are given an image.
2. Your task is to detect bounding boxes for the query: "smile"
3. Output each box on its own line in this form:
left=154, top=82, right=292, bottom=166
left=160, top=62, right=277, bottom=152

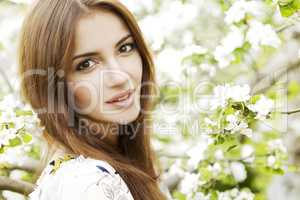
left=106, top=89, right=135, bottom=108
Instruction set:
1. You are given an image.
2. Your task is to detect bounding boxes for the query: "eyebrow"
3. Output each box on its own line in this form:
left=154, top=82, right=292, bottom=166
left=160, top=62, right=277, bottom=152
left=72, top=33, right=132, bottom=61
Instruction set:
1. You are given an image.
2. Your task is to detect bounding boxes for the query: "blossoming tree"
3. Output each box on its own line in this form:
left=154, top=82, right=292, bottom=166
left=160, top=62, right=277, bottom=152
left=0, top=0, right=300, bottom=200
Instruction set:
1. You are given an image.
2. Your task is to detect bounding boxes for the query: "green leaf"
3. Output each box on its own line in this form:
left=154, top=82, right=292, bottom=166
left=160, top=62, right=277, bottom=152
left=159, top=85, right=180, bottom=105
left=155, top=134, right=172, bottom=143
left=14, top=108, right=33, bottom=117
left=181, top=54, right=206, bottom=66
left=265, top=0, right=274, bottom=4
left=249, top=95, right=261, bottom=104
left=21, top=171, right=35, bottom=183
left=199, top=166, right=213, bottom=182
left=279, top=5, right=295, bottom=17
left=266, top=167, right=285, bottom=175
left=278, top=0, right=294, bottom=6
left=292, top=0, right=300, bottom=9
left=243, top=106, right=250, bottom=117
left=9, top=137, right=22, bottom=147
left=26, top=144, right=41, bottom=160
left=210, top=190, right=218, bottom=200
left=224, top=106, right=235, bottom=115
left=1, top=122, right=15, bottom=130
left=21, top=132, right=32, bottom=143
left=227, top=145, right=238, bottom=152
left=232, top=42, right=251, bottom=64
left=172, top=191, right=186, bottom=200
left=232, top=102, right=243, bottom=110
left=219, top=0, right=231, bottom=11
left=0, top=145, right=5, bottom=154
left=215, top=135, right=225, bottom=145
left=278, top=0, right=300, bottom=17
left=288, top=80, right=300, bottom=99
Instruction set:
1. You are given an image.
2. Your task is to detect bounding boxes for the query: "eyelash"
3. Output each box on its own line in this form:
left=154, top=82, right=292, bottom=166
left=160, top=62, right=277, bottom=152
left=75, top=42, right=137, bottom=71
left=119, top=42, right=136, bottom=54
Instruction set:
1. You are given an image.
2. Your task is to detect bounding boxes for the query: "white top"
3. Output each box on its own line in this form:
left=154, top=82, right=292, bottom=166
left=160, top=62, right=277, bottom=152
left=28, top=153, right=134, bottom=200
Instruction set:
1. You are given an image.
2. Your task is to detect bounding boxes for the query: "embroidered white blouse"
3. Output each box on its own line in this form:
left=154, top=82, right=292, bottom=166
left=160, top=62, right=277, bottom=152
left=28, top=153, right=134, bottom=200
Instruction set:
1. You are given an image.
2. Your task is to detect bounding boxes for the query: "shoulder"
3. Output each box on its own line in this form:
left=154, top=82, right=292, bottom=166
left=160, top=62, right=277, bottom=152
left=28, top=154, right=134, bottom=200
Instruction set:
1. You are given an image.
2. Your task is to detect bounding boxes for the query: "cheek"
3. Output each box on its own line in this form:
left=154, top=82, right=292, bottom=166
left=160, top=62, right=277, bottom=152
left=122, top=54, right=143, bottom=82
left=69, top=84, right=94, bottom=110
left=67, top=70, right=103, bottom=111
left=137, top=58, right=143, bottom=81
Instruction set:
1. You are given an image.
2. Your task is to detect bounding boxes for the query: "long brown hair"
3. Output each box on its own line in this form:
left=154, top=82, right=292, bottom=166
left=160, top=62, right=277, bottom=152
left=18, top=0, right=166, bottom=199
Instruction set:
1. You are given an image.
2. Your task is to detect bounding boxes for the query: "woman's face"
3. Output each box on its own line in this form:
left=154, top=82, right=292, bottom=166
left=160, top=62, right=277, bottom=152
left=66, top=9, right=142, bottom=125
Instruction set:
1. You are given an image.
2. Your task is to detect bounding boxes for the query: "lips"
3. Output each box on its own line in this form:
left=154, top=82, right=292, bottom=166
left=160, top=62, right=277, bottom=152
left=105, top=89, right=134, bottom=103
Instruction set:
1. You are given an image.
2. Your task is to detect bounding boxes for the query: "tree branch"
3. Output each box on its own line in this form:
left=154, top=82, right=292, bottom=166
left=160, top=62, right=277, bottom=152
left=276, top=16, right=300, bottom=33
left=252, top=59, right=300, bottom=95
left=280, top=108, right=300, bottom=115
left=2, top=160, right=39, bottom=173
left=0, top=176, right=34, bottom=196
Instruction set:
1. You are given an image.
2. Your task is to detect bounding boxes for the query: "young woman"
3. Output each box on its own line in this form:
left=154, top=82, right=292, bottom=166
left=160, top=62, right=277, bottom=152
left=18, top=0, right=167, bottom=199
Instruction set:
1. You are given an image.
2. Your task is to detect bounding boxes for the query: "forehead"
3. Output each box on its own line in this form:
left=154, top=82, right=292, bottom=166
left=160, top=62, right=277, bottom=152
left=73, top=9, right=130, bottom=55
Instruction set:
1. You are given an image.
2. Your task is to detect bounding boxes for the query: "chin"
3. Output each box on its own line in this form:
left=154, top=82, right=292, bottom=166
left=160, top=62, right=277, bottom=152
left=96, top=106, right=140, bottom=125
left=115, top=109, right=141, bottom=125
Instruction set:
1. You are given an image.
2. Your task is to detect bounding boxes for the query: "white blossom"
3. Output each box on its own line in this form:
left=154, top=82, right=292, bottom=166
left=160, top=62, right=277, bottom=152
left=248, top=95, right=274, bottom=120
left=225, top=0, right=248, bottom=24
left=0, top=94, right=43, bottom=148
left=225, top=0, right=268, bottom=24
left=229, top=85, right=251, bottom=102
left=268, top=139, right=287, bottom=153
left=194, top=192, right=210, bottom=200
left=215, top=149, right=225, bottom=160
left=0, top=129, right=17, bottom=146
left=230, top=162, right=247, bottom=182
left=0, top=94, right=22, bottom=109
left=182, top=44, right=207, bottom=57
left=220, top=26, right=245, bottom=53
left=167, top=159, right=185, bottom=178
left=241, top=145, right=255, bottom=163
left=179, top=172, right=200, bottom=195
left=267, top=155, right=276, bottom=167
left=230, top=188, right=239, bottom=197
left=213, top=45, right=235, bottom=68
left=218, top=188, right=254, bottom=200
left=210, top=84, right=232, bottom=109
left=210, top=84, right=251, bottom=110
left=246, top=20, right=281, bottom=50
left=240, top=128, right=253, bottom=138
left=224, top=113, right=252, bottom=137
left=213, top=26, right=244, bottom=68
left=225, top=114, right=239, bottom=131
left=186, top=138, right=212, bottom=170
left=204, top=117, right=217, bottom=126
left=236, top=190, right=255, bottom=200
left=208, top=162, right=222, bottom=177
left=139, top=1, right=197, bottom=50
left=155, top=48, right=184, bottom=82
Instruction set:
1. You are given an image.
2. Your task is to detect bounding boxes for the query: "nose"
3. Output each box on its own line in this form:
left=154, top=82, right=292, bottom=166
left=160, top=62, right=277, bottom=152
left=103, top=57, right=128, bottom=88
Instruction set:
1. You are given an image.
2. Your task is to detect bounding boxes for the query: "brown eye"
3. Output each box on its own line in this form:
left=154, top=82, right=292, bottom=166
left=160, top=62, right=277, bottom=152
left=119, top=42, right=136, bottom=54
left=76, top=59, right=97, bottom=71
